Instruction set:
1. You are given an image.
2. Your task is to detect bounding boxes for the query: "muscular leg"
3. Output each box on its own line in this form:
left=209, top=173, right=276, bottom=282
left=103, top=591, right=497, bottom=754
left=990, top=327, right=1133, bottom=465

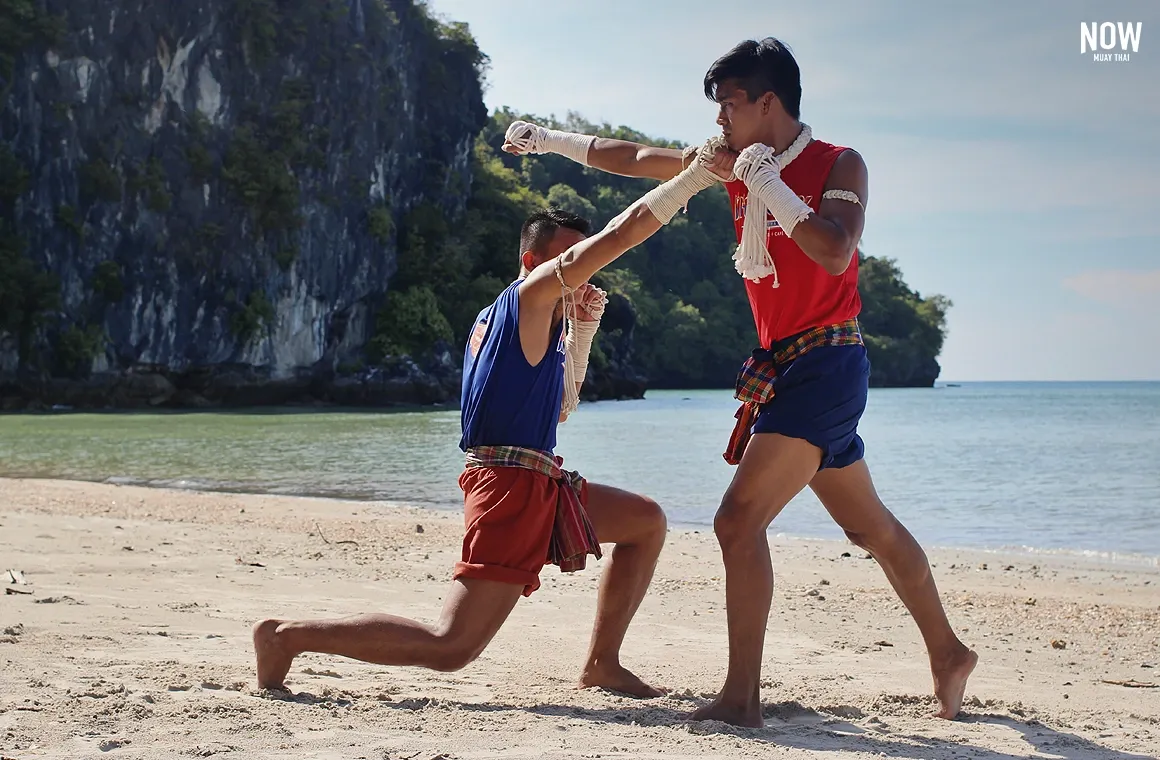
left=809, top=460, right=978, bottom=719
left=577, top=482, right=668, bottom=698
left=252, top=578, right=522, bottom=690
left=691, top=433, right=823, bottom=727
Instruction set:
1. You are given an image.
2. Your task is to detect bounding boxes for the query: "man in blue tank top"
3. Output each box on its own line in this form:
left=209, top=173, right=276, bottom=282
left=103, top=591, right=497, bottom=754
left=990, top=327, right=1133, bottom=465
left=252, top=138, right=724, bottom=698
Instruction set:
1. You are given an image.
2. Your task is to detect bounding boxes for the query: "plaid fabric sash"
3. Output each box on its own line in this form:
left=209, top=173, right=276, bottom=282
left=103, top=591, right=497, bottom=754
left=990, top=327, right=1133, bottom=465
left=463, top=445, right=602, bottom=572
left=723, top=319, right=864, bottom=465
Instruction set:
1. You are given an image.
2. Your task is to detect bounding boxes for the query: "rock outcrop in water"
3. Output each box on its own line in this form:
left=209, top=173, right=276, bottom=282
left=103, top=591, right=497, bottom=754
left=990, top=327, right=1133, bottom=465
left=1, top=0, right=485, bottom=409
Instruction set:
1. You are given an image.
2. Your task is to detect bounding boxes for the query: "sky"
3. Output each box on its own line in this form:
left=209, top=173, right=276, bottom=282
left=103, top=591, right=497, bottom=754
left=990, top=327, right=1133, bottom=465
left=426, top=0, right=1160, bottom=381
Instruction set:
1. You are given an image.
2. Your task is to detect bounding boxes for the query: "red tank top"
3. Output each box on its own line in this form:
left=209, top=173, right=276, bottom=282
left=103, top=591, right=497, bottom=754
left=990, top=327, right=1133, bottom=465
left=725, top=139, right=861, bottom=347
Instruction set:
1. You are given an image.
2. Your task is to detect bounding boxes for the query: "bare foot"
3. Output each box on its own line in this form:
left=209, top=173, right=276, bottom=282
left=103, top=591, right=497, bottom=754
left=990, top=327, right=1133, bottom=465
left=932, top=646, right=978, bottom=719
left=689, top=697, right=764, bottom=728
left=578, top=661, right=664, bottom=698
left=252, top=619, right=294, bottom=691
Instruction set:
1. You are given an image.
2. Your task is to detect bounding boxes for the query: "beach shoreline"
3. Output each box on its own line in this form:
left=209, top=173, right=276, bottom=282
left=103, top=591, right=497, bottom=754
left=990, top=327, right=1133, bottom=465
left=5, top=471, right=1157, bottom=571
left=1, top=476, right=1157, bottom=759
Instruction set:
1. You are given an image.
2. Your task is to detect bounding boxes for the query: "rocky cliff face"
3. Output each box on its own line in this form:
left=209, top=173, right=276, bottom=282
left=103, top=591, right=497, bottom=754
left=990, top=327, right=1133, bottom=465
left=0, top=0, right=486, bottom=408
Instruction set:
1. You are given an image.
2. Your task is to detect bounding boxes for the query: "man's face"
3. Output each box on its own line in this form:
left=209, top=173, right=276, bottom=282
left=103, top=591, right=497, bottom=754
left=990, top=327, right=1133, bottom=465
left=714, top=79, right=768, bottom=152
left=524, top=226, right=588, bottom=273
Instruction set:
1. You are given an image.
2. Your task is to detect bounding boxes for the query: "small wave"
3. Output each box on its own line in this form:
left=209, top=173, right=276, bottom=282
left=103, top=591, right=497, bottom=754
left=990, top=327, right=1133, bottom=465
left=670, top=521, right=1160, bottom=569
left=101, top=473, right=463, bottom=510
left=961, top=543, right=1160, bottom=569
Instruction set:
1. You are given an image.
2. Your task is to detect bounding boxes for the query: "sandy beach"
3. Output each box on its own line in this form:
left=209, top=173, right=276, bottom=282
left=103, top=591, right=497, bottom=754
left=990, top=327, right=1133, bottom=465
left=1, top=476, right=1157, bottom=759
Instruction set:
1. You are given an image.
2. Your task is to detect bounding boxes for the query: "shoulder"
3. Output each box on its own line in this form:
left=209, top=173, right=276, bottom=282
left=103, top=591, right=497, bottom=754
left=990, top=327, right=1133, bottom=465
left=813, top=144, right=866, bottom=192
left=802, top=140, right=867, bottom=190
left=807, top=139, right=864, bottom=169
left=486, top=279, right=524, bottom=319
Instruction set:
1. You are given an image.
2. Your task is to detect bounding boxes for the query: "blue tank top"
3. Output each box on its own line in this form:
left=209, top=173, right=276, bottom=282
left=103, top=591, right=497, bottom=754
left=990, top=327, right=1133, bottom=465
left=459, top=279, right=566, bottom=453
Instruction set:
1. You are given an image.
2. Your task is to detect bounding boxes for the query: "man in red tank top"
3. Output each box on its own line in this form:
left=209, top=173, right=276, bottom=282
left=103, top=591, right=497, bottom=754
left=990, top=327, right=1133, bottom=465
left=504, top=36, right=977, bottom=727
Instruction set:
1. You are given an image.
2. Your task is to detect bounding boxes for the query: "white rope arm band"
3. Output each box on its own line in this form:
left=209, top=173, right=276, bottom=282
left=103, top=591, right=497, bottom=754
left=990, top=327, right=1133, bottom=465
left=822, top=189, right=863, bottom=207
left=504, top=120, right=594, bottom=166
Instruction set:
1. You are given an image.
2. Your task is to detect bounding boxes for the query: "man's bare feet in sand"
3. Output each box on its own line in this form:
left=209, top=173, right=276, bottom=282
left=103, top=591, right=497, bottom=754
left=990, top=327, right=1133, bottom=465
left=933, top=646, right=979, bottom=719
left=689, top=698, right=764, bottom=728
left=578, top=659, right=665, bottom=699
left=252, top=619, right=295, bottom=691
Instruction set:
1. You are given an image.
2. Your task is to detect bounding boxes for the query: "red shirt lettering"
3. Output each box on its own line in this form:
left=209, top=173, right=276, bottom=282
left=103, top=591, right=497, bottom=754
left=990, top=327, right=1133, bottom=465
left=725, top=139, right=861, bottom=347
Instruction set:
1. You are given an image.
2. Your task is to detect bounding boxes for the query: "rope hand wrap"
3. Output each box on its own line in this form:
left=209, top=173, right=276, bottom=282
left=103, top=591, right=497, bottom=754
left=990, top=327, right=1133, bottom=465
left=682, top=135, right=736, bottom=181
left=642, top=136, right=723, bottom=224
left=731, top=123, right=814, bottom=285
left=563, top=289, right=605, bottom=417
left=504, top=120, right=594, bottom=166
left=555, top=260, right=608, bottom=419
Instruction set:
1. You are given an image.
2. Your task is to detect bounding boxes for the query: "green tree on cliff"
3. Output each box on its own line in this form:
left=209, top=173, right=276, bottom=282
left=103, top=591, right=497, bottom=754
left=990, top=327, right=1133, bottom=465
left=380, top=109, right=952, bottom=389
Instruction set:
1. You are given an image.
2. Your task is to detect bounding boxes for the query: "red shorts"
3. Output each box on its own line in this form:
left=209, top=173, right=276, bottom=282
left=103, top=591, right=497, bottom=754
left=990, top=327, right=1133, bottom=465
left=453, top=466, right=589, bottom=597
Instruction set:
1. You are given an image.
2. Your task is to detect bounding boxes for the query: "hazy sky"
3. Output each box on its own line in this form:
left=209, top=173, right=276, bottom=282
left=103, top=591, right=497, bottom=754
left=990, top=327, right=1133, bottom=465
left=426, top=0, right=1159, bottom=381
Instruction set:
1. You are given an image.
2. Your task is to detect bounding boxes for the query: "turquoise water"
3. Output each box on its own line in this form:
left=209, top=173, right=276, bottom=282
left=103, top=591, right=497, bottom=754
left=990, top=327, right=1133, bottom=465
left=0, top=382, right=1157, bottom=561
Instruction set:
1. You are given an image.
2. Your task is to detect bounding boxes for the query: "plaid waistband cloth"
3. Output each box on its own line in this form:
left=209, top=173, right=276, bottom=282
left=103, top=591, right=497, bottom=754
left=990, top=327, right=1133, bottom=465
left=723, top=319, right=864, bottom=465
left=464, top=445, right=602, bottom=572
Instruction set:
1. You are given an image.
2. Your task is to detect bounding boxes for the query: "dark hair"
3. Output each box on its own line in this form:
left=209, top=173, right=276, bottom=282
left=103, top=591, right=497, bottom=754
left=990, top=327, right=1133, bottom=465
left=519, top=207, right=590, bottom=257
left=703, top=37, right=801, bottom=119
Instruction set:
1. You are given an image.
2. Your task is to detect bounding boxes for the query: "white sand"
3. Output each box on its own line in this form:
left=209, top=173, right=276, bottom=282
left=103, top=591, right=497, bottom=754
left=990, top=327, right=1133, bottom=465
left=1, top=477, right=1157, bottom=759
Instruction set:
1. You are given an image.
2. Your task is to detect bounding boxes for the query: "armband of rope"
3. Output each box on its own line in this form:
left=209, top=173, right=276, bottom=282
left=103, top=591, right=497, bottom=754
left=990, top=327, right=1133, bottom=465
left=822, top=189, right=863, bottom=207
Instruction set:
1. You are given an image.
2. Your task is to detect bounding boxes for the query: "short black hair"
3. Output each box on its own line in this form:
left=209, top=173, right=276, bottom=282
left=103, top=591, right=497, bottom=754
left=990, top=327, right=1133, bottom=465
left=703, top=37, right=802, bottom=119
left=519, top=207, right=591, bottom=257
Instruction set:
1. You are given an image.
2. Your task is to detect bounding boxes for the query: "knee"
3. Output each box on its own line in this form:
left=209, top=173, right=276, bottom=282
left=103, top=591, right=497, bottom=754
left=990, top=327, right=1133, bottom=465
left=615, top=494, right=667, bottom=549
left=641, top=496, right=668, bottom=542
left=844, top=512, right=902, bottom=556
left=713, top=491, right=763, bottom=550
left=428, top=631, right=487, bottom=672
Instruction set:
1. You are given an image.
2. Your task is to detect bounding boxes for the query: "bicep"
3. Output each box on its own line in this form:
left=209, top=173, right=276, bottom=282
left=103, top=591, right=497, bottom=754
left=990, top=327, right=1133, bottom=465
left=588, top=138, right=686, bottom=181
left=632, top=146, right=687, bottom=181
left=819, top=150, right=868, bottom=253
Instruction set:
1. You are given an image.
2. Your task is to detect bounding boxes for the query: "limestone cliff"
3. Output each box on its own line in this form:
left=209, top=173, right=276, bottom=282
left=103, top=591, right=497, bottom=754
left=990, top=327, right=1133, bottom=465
left=0, top=0, right=486, bottom=408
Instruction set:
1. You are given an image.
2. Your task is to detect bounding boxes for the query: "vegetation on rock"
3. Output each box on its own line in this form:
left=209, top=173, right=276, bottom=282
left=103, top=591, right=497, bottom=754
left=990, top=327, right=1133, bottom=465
left=368, top=109, right=952, bottom=388
left=0, top=0, right=949, bottom=405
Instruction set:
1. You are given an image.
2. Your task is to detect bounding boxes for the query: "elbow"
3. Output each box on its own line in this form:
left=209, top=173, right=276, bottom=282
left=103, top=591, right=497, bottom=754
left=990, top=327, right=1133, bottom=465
left=602, top=204, right=640, bottom=240
left=823, top=253, right=853, bottom=276
left=821, top=243, right=856, bottom=276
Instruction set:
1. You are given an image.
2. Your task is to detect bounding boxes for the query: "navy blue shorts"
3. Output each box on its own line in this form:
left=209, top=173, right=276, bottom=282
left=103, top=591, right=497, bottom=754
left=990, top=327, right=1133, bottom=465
left=751, top=343, right=870, bottom=470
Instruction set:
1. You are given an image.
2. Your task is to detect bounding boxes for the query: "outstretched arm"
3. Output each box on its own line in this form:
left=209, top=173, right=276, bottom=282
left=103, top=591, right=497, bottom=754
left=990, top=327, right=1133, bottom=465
left=503, top=120, right=688, bottom=182
left=516, top=140, right=722, bottom=369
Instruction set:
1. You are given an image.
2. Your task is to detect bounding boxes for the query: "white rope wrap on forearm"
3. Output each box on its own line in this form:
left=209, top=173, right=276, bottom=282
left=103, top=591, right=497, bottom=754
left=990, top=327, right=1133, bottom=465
left=730, top=123, right=814, bottom=285
left=504, top=120, right=594, bottom=166
left=556, top=265, right=608, bottom=419
left=568, top=287, right=605, bottom=380
left=561, top=318, right=599, bottom=417
left=642, top=137, right=723, bottom=224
